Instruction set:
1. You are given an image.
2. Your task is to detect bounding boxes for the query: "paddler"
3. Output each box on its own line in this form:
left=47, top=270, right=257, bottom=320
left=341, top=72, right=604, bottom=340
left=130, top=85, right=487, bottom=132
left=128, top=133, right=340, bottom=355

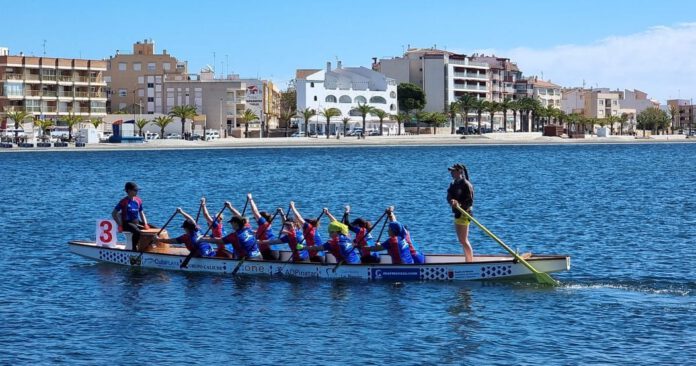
left=289, top=201, right=324, bottom=263
left=257, top=219, right=309, bottom=262
left=200, top=215, right=261, bottom=260
left=385, top=207, right=425, bottom=264
left=365, top=211, right=414, bottom=264
left=325, top=206, right=380, bottom=264
left=300, top=215, right=360, bottom=264
left=153, top=208, right=215, bottom=257
left=247, top=193, right=278, bottom=260
left=200, top=197, right=233, bottom=258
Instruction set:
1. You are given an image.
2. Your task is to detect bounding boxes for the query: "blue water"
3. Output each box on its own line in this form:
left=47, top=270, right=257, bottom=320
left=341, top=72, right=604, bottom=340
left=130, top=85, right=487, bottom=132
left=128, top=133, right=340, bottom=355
left=1, top=143, right=695, bottom=365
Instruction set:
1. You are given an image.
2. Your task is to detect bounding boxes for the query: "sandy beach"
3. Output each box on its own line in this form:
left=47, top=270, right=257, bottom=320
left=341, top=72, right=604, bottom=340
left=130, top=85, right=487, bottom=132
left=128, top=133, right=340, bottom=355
left=1, top=132, right=693, bottom=152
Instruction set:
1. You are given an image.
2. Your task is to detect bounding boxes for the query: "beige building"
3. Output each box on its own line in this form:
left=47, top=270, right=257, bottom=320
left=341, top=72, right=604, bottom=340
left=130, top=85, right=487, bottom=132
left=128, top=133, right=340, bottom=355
left=105, top=39, right=187, bottom=114
left=470, top=55, right=521, bottom=102
left=1, top=48, right=107, bottom=127
left=667, top=99, right=693, bottom=131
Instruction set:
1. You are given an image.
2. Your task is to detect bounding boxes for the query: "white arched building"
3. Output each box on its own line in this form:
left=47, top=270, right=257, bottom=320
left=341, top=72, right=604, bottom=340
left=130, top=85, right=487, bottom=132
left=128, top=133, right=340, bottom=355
left=296, top=61, right=398, bottom=135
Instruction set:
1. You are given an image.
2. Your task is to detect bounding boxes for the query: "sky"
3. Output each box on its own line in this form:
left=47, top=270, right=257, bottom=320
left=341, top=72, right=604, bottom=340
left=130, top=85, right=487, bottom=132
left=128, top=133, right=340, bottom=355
left=4, top=0, right=696, bottom=103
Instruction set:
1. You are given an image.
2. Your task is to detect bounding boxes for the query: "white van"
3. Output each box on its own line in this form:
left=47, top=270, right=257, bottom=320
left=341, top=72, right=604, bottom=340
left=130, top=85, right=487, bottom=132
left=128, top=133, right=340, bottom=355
left=205, top=131, right=220, bottom=141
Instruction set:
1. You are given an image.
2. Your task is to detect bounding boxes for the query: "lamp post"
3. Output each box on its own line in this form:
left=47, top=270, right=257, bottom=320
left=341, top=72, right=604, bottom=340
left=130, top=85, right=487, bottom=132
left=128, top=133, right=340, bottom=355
left=219, top=97, right=223, bottom=136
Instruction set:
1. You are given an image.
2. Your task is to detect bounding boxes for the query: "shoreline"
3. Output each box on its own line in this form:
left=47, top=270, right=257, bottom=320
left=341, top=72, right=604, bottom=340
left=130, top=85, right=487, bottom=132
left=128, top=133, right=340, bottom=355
left=1, top=133, right=694, bottom=152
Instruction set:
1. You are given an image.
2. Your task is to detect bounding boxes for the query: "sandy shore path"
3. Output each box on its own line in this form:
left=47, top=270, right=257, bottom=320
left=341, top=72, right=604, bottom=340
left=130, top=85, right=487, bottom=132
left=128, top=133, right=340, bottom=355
left=2, top=133, right=693, bottom=152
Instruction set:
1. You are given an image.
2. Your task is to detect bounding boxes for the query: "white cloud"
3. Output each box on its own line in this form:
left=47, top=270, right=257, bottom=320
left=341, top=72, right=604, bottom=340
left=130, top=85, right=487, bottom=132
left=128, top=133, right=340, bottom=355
left=482, top=23, right=696, bottom=103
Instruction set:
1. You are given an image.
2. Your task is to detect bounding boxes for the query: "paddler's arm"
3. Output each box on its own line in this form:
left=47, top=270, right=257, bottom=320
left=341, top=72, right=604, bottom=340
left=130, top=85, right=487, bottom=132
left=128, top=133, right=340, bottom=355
left=248, top=193, right=262, bottom=220
left=386, top=206, right=396, bottom=222
left=342, top=205, right=350, bottom=225
left=176, top=207, right=195, bottom=224
left=139, top=210, right=150, bottom=229
left=111, top=208, right=122, bottom=230
left=225, top=201, right=243, bottom=218
left=201, top=197, right=214, bottom=224
left=323, top=208, right=338, bottom=222
left=153, top=236, right=178, bottom=245
left=365, top=243, right=385, bottom=252
left=199, top=236, right=224, bottom=245
left=289, top=201, right=305, bottom=225
left=258, top=238, right=284, bottom=246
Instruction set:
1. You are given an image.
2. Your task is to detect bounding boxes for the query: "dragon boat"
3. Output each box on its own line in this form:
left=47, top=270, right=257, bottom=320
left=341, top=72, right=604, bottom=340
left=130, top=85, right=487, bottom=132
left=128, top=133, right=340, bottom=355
left=69, top=228, right=570, bottom=282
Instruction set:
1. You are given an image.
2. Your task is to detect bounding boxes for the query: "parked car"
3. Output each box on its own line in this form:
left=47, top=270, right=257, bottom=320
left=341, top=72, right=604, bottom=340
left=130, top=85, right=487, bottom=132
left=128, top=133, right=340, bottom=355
left=166, top=133, right=182, bottom=139
left=290, top=132, right=301, bottom=137
left=348, top=128, right=363, bottom=136
left=205, top=131, right=220, bottom=141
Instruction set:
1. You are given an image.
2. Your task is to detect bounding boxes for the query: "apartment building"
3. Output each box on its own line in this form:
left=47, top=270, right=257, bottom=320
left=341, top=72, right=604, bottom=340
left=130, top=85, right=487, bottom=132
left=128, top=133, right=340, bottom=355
left=164, top=69, right=246, bottom=136
left=236, top=78, right=281, bottom=130
left=105, top=39, right=187, bottom=114
left=562, top=88, right=656, bottom=118
left=296, top=61, right=398, bottom=134
left=515, top=77, right=562, bottom=108
left=470, top=55, right=522, bottom=102
left=0, top=48, right=107, bottom=125
left=376, top=48, right=490, bottom=113
left=667, top=99, right=694, bottom=131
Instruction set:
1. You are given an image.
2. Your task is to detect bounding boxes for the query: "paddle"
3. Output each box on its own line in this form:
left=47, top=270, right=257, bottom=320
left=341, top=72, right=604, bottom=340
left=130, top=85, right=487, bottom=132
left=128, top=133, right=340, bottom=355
left=194, top=198, right=203, bottom=223
left=181, top=204, right=226, bottom=269
left=332, top=210, right=388, bottom=273
left=454, top=205, right=558, bottom=286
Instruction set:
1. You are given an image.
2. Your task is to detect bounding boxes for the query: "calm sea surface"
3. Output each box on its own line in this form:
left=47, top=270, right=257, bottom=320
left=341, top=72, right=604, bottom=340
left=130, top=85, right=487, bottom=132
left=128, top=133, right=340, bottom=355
left=0, top=143, right=694, bottom=365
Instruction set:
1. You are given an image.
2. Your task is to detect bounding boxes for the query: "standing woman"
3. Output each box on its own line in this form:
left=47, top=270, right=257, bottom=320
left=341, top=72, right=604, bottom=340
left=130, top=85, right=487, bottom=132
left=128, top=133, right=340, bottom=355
left=447, top=163, right=475, bottom=262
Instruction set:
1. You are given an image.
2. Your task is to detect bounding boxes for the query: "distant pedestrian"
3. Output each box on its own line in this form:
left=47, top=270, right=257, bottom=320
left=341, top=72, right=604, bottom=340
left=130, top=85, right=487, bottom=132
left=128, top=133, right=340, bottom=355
left=446, top=164, right=475, bottom=262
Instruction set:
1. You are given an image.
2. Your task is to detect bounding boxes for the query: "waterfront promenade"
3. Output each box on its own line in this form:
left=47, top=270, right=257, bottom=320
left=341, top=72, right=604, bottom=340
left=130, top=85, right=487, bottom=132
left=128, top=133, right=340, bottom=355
left=0, top=132, right=692, bottom=152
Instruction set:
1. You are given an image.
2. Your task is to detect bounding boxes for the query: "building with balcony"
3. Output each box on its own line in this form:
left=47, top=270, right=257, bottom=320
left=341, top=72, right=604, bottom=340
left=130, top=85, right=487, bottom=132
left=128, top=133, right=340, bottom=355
left=667, top=99, right=694, bottom=131
left=375, top=48, right=490, bottom=113
left=105, top=39, right=187, bottom=114
left=296, top=61, right=398, bottom=135
left=0, top=49, right=107, bottom=126
left=515, top=77, right=562, bottom=108
left=163, top=69, right=247, bottom=136
left=470, top=55, right=522, bottom=102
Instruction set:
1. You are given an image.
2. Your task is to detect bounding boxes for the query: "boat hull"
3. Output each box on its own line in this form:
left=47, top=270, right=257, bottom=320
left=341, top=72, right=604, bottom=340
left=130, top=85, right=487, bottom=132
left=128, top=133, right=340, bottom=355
left=69, top=241, right=570, bottom=282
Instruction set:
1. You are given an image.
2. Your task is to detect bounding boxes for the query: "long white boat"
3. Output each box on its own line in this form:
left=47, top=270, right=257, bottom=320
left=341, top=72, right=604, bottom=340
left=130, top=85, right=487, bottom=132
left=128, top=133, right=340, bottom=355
left=69, top=240, right=570, bottom=282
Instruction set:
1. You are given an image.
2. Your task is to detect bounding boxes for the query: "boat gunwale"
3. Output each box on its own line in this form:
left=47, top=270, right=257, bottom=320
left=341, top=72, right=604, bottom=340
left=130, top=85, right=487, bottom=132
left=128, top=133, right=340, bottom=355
left=68, top=240, right=570, bottom=266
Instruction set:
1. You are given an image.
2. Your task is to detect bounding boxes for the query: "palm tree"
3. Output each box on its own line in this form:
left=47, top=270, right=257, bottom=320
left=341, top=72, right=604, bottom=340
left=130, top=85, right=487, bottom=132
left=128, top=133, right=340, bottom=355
left=430, top=112, right=447, bottom=135
left=341, top=117, right=351, bottom=136
left=669, top=104, right=679, bottom=132
left=473, top=98, right=486, bottom=134
left=415, top=110, right=430, bottom=135
left=63, top=112, right=83, bottom=141
left=447, top=101, right=460, bottom=134
left=320, top=107, right=341, bottom=139
left=484, top=101, right=500, bottom=132
left=355, top=103, right=375, bottom=137
left=619, top=113, right=629, bottom=135
left=373, top=109, right=388, bottom=135
left=458, top=94, right=477, bottom=134
left=135, top=118, right=149, bottom=137
left=279, top=109, right=296, bottom=137
left=152, top=115, right=174, bottom=139
left=509, top=99, right=521, bottom=132
left=90, top=117, right=103, bottom=130
left=499, top=97, right=512, bottom=132
left=240, top=109, right=259, bottom=138
left=300, top=108, right=316, bottom=137
left=169, top=105, right=197, bottom=139
left=33, top=117, right=53, bottom=141
left=5, top=110, right=29, bottom=143
left=393, top=113, right=408, bottom=136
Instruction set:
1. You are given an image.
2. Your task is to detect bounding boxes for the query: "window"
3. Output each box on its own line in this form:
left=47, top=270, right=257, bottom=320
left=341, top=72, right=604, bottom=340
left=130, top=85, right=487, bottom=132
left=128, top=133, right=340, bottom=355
left=118, top=89, right=127, bottom=97
left=138, top=89, right=144, bottom=97
left=147, top=63, right=156, bottom=71
left=119, top=103, right=127, bottom=110
left=339, top=95, right=351, bottom=103
left=163, top=63, right=171, bottom=71
left=369, top=96, right=387, bottom=104
left=354, top=96, right=367, bottom=104
left=310, top=82, right=314, bottom=88
left=137, top=76, right=144, bottom=84
left=325, top=95, right=337, bottom=103
left=147, top=83, right=154, bottom=88
left=313, top=96, right=317, bottom=101
left=147, top=97, right=154, bottom=102
left=118, top=63, right=127, bottom=71
left=133, top=63, right=141, bottom=71
left=390, top=91, right=396, bottom=98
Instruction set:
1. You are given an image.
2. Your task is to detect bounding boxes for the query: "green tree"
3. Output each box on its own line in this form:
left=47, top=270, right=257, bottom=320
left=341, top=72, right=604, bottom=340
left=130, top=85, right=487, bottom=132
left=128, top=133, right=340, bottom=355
left=415, top=110, right=430, bottom=135
left=619, top=113, right=629, bottom=135
left=135, top=118, right=150, bottom=137
left=373, top=108, right=388, bottom=136
left=669, top=104, right=679, bottom=132
left=90, top=117, right=103, bottom=130
left=473, top=99, right=486, bottom=134
left=458, top=94, right=477, bottom=134
left=447, top=101, right=460, bottom=134
left=320, top=107, right=341, bottom=139
left=300, top=108, right=316, bottom=137
left=430, top=112, right=448, bottom=134
left=240, top=109, right=259, bottom=138
left=5, top=110, right=30, bottom=143
left=397, top=83, right=426, bottom=115
left=33, top=117, right=53, bottom=140
left=63, top=112, right=83, bottom=141
left=280, top=86, right=297, bottom=114
left=279, top=109, right=297, bottom=137
left=355, top=102, right=375, bottom=137
left=169, top=105, right=197, bottom=139
left=499, top=97, right=512, bottom=132
left=152, top=115, right=174, bottom=139
left=341, top=117, right=351, bottom=136
left=484, top=101, right=500, bottom=132
left=393, top=113, right=408, bottom=136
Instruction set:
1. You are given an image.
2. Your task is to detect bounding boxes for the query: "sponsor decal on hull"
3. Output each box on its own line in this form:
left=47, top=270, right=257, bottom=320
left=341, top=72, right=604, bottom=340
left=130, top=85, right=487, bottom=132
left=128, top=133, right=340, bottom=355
left=371, top=268, right=420, bottom=280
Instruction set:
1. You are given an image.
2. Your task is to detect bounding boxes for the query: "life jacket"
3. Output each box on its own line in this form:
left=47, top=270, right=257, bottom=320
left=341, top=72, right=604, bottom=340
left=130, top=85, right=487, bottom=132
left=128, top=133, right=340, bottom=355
left=354, top=227, right=378, bottom=259
left=211, top=218, right=225, bottom=238
left=326, top=234, right=359, bottom=264
left=225, top=227, right=260, bottom=259
left=383, top=236, right=414, bottom=264
left=255, top=219, right=274, bottom=251
left=285, top=229, right=308, bottom=261
left=118, top=196, right=142, bottom=223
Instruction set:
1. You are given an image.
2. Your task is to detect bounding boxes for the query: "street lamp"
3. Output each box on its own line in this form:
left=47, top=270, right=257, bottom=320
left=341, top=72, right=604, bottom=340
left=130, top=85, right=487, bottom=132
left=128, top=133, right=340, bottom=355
left=219, top=98, right=223, bottom=136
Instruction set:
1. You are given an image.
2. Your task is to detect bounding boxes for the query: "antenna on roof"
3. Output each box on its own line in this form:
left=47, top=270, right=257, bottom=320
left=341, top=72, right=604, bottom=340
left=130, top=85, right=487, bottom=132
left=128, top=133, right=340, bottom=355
left=42, top=39, right=46, bottom=56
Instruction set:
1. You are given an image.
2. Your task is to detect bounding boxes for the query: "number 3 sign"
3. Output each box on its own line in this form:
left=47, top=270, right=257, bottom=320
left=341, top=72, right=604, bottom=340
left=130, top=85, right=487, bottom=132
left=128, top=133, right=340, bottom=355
left=96, top=219, right=117, bottom=247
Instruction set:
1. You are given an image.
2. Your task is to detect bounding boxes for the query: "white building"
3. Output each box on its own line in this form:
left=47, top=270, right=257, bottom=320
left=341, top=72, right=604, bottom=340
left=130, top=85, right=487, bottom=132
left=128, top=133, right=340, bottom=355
left=296, top=61, right=398, bottom=135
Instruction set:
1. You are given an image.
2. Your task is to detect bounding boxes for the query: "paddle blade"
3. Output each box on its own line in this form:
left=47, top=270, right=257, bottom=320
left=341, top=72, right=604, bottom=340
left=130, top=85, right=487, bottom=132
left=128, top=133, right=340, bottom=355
left=534, top=272, right=559, bottom=286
